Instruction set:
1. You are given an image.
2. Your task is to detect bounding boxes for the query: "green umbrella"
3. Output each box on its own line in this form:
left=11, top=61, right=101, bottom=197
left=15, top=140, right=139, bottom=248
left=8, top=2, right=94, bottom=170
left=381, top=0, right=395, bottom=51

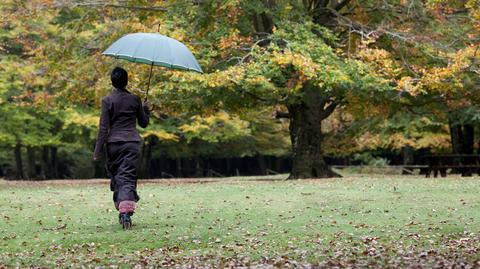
left=103, top=33, right=203, bottom=100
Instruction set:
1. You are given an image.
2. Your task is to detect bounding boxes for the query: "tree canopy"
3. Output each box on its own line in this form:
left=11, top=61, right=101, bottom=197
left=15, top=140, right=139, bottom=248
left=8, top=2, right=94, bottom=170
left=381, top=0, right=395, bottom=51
left=0, top=0, right=479, bottom=179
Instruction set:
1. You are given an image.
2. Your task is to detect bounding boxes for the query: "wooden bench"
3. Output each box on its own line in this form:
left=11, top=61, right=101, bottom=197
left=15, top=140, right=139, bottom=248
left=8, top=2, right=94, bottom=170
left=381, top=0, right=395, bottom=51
left=422, top=154, right=480, bottom=177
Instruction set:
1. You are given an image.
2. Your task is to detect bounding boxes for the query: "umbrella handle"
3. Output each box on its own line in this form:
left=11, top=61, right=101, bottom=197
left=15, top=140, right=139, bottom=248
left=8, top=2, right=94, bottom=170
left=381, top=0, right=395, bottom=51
left=145, top=63, right=154, bottom=102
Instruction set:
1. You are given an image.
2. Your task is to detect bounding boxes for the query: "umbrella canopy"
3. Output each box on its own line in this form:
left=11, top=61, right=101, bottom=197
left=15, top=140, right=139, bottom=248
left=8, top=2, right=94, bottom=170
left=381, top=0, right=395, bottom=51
left=103, top=33, right=203, bottom=73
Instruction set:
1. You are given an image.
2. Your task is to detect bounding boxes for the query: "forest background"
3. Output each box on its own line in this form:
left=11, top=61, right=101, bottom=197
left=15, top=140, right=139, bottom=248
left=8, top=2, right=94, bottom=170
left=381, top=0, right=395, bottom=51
left=0, top=0, right=479, bottom=180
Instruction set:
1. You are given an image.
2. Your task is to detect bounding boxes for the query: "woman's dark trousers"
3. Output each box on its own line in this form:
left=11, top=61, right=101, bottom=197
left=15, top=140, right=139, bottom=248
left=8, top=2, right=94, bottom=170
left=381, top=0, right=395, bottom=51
left=107, top=141, right=140, bottom=213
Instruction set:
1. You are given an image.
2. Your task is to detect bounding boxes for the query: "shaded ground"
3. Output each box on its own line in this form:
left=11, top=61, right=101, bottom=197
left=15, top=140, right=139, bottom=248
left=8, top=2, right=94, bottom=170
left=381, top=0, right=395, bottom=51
left=0, top=175, right=479, bottom=268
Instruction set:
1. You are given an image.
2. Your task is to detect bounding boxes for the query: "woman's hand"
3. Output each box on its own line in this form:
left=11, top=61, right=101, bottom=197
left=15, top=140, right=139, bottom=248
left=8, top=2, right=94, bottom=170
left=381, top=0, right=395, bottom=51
left=142, top=100, right=150, bottom=109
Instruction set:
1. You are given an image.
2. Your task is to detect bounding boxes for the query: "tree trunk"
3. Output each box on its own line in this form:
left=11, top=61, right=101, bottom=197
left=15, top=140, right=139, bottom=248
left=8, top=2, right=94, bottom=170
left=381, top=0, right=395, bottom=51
left=140, top=137, right=155, bottom=179
left=226, top=158, right=232, bottom=176
left=401, top=146, right=415, bottom=175
left=402, top=146, right=414, bottom=165
left=449, top=121, right=463, bottom=154
left=195, top=157, right=203, bottom=177
left=41, top=146, right=50, bottom=179
left=50, top=147, right=58, bottom=179
left=175, top=158, right=183, bottom=178
left=461, top=124, right=474, bottom=176
left=462, top=124, right=474, bottom=154
left=252, top=0, right=275, bottom=34
left=93, top=160, right=105, bottom=178
left=26, top=146, right=36, bottom=179
left=14, top=142, right=24, bottom=179
left=257, top=155, right=267, bottom=175
left=287, top=85, right=340, bottom=179
left=449, top=122, right=475, bottom=176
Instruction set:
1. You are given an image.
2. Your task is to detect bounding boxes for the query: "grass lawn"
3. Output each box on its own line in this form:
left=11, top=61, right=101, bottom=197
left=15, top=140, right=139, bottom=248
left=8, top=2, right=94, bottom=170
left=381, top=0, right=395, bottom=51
left=0, top=174, right=479, bottom=268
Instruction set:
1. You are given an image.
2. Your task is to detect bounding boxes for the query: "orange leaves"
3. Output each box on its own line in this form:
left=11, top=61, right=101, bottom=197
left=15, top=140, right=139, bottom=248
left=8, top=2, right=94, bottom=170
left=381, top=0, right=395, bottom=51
left=446, top=99, right=473, bottom=110
left=216, top=0, right=242, bottom=23
left=356, top=48, right=400, bottom=79
left=353, top=132, right=382, bottom=151
left=285, top=71, right=308, bottom=91
left=466, top=0, right=480, bottom=29
left=397, top=77, right=422, bottom=95
left=270, top=49, right=318, bottom=89
left=410, top=45, right=479, bottom=94
left=218, top=30, right=252, bottom=57
left=391, top=43, right=479, bottom=96
left=349, top=130, right=450, bottom=152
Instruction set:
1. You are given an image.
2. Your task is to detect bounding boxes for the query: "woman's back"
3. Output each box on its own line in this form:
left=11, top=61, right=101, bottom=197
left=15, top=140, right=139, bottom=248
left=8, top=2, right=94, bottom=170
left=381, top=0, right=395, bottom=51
left=94, top=87, right=149, bottom=159
left=103, top=89, right=149, bottom=143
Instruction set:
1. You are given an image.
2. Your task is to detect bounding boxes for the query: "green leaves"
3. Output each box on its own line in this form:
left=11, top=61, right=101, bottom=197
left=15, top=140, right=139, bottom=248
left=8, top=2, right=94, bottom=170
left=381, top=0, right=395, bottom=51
left=180, top=111, right=251, bottom=144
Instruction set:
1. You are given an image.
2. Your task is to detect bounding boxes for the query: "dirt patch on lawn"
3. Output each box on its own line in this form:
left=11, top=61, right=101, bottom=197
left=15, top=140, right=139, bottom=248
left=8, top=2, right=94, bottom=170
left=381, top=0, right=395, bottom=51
left=0, top=178, right=225, bottom=187
left=0, top=176, right=290, bottom=188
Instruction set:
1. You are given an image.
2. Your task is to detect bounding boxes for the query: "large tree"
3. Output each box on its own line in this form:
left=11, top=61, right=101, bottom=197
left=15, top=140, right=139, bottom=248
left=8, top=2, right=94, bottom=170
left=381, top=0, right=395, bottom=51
left=2, top=0, right=478, bottom=180
left=145, top=1, right=392, bottom=178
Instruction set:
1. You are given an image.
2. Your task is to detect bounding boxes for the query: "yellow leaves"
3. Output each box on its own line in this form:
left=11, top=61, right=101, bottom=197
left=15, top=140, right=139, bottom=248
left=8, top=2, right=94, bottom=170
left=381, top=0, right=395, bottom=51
left=344, top=92, right=389, bottom=118
left=62, top=109, right=98, bottom=129
left=78, top=30, right=95, bottom=39
left=245, top=75, right=270, bottom=88
left=467, top=0, right=480, bottom=28
left=356, top=48, right=400, bottom=77
left=352, top=131, right=450, bottom=151
left=129, top=21, right=146, bottom=32
left=210, top=66, right=245, bottom=86
left=384, top=132, right=449, bottom=150
left=389, top=133, right=417, bottom=149
left=354, top=132, right=382, bottom=151
left=271, top=50, right=294, bottom=67
left=466, top=0, right=480, bottom=9
left=45, top=24, right=60, bottom=36
left=32, top=91, right=55, bottom=109
left=169, top=30, right=188, bottom=43
left=416, top=133, right=450, bottom=149
left=142, top=130, right=179, bottom=142
left=271, top=49, right=319, bottom=86
left=179, top=111, right=251, bottom=143
left=400, top=45, right=479, bottom=95
left=398, top=76, right=422, bottom=95
left=207, top=77, right=221, bottom=88
left=180, top=116, right=210, bottom=134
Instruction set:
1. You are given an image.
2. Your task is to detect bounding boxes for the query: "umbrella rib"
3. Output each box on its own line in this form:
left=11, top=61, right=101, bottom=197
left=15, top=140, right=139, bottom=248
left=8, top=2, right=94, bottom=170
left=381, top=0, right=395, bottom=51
left=131, top=35, right=148, bottom=64
left=103, top=33, right=203, bottom=73
left=165, top=38, right=174, bottom=68
left=153, top=35, right=161, bottom=67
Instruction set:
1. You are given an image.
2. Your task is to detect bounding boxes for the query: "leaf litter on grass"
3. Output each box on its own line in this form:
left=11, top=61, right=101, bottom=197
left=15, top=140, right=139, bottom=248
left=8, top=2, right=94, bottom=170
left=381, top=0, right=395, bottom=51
left=0, top=176, right=480, bottom=268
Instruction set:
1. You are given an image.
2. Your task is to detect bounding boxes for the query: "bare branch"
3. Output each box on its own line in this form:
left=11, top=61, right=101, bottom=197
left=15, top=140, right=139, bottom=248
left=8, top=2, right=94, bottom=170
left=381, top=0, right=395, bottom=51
left=275, top=111, right=290, bottom=119
left=320, top=101, right=339, bottom=119
left=242, top=90, right=270, bottom=102
left=397, top=42, right=420, bottom=77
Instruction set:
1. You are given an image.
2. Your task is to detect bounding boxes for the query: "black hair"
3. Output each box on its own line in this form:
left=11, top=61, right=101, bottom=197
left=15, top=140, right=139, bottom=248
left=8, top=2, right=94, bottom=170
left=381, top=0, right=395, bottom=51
left=111, top=67, right=128, bottom=89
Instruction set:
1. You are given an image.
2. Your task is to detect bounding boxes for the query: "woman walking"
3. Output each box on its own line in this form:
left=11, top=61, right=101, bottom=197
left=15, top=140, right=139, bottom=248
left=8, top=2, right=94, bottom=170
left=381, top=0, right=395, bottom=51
left=93, top=67, right=150, bottom=230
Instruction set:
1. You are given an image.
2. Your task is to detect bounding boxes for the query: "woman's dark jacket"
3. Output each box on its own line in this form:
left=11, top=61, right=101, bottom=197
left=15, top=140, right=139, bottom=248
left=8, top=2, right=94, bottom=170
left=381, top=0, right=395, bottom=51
left=93, top=88, right=150, bottom=158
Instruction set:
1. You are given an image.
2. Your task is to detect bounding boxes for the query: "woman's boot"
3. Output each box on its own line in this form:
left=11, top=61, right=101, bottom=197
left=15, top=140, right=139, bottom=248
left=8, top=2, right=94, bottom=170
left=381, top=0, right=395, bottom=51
left=119, top=213, right=132, bottom=230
